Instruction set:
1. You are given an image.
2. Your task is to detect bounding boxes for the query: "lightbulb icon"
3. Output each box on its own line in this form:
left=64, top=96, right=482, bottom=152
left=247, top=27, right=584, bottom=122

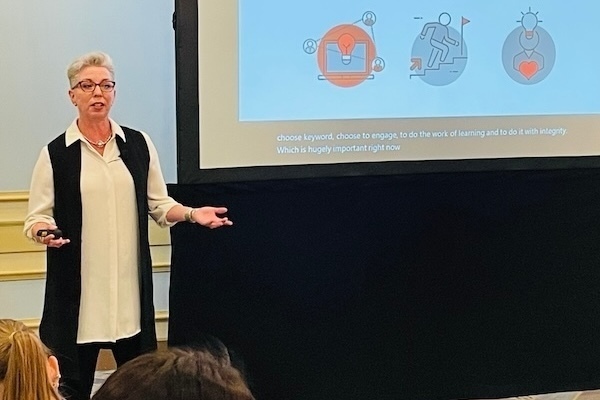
left=337, top=33, right=356, bottom=65
left=520, top=7, right=540, bottom=39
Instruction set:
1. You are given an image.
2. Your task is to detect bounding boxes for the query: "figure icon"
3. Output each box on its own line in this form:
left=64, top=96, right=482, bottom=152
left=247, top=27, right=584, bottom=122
left=410, top=11, right=468, bottom=86
left=419, top=12, right=459, bottom=68
left=362, top=11, right=376, bottom=26
left=372, top=57, right=385, bottom=72
left=513, top=31, right=544, bottom=80
left=303, top=39, right=317, bottom=54
left=502, top=8, right=554, bottom=85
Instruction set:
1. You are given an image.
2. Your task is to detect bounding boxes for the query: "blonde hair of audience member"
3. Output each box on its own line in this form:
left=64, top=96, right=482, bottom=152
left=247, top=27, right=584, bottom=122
left=0, top=319, right=62, bottom=400
left=92, top=347, right=254, bottom=400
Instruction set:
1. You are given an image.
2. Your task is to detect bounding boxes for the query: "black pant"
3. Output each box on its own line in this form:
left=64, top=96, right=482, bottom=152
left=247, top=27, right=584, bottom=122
left=59, top=334, right=142, bottom=400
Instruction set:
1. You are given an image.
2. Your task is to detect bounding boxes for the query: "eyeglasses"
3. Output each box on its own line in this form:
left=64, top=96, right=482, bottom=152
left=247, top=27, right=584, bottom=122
left=72, top=80, right=116, bottom=93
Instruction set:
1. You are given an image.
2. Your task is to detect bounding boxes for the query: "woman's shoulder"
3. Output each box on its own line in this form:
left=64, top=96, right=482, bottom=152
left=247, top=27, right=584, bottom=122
left=115, top=123, right=151, bottom=141
left=121, top=127, right=153, bottom=145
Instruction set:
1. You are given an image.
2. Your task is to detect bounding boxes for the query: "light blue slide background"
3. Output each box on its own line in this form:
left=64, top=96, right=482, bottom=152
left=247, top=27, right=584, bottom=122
left=239, top=1, right=599, bottom=121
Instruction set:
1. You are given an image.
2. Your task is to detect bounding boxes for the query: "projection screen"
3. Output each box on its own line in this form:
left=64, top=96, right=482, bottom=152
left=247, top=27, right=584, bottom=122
left=175, top=0, right=600, bottom=184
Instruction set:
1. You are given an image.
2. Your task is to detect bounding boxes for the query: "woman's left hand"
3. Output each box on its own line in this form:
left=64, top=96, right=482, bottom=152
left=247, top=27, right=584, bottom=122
left=193, top=207, right=233, bottom=229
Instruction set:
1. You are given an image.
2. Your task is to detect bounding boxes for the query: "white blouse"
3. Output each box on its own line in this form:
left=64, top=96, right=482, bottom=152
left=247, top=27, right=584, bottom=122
left=24, top=119, right=180, bottom=344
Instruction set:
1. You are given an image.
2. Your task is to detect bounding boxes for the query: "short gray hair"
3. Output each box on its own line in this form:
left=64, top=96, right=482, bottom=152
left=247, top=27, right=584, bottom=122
left=67, top=51, right=115, bottom=88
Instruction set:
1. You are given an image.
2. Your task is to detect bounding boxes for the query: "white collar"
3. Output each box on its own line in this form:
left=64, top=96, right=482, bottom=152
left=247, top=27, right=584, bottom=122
left=64, top=118, right=126, bottom=146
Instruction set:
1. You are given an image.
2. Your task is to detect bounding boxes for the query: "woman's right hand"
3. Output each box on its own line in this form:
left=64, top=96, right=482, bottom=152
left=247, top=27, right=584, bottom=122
left=32, top=223, right=70, bottom=248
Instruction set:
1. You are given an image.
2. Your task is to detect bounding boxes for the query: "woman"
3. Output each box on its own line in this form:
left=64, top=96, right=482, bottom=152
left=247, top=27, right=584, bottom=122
left=91, top=347, right=255, bottom=400
left=23, top=51, right=232, bottom=400
left=0, top=319, right=62, bottom=400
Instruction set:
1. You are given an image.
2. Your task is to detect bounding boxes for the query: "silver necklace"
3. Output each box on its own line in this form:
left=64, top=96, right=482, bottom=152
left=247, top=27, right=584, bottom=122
left=82, top=132, right=112, bottom=148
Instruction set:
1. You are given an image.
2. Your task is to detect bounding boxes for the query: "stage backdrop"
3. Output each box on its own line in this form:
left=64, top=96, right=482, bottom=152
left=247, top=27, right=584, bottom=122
left=167, top=169, right=600, bottom=400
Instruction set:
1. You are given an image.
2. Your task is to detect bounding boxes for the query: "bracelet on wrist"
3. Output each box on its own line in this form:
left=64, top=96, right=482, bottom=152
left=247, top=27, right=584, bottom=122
left=184, top=208, right=197, bottom=223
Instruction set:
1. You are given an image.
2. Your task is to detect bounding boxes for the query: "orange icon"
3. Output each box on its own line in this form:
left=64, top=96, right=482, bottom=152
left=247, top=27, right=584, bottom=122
left=519, top=61, right=538, bottom=79
left=337, top=33, right=356, bottom=64
left=317, top=24, right=377, bottom=88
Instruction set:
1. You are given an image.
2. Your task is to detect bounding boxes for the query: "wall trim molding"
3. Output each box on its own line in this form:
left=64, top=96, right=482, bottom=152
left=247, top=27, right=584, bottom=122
left=0, top=190, right=172, bottom=281
left=0, top=191, right=28, bottom=202
left=0, top=259, right=171, bottom=282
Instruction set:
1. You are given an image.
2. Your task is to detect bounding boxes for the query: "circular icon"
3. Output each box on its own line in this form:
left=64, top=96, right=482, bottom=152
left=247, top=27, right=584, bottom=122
left=362, top=11, right=376, bottom=26
left=317, top=24, right=377, bottom=88
left=303, top=39, right=317, bottom=54
left=502, top=26, right=555, bottom=84
left=411, top=14, right=467, bottom=86
left=373, top=57, right=385, bottom=72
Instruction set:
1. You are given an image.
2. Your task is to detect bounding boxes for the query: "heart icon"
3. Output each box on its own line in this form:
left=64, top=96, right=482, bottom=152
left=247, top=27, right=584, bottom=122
left=519, top=61, right=538, bottom=80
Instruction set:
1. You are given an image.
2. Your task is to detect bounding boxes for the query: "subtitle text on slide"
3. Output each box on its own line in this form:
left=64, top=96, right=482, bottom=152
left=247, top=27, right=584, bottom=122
left=275, top=127, right=567, bottom=155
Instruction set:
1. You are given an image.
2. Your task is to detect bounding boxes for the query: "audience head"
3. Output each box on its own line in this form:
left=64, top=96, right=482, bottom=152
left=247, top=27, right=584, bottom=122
left=190, top=334, right=231, bottom=362
left=191, top=334, right=251, bottom=391
left=0, top=319, right=61, bottom=400
left=92, top=347, right=255, bottom=400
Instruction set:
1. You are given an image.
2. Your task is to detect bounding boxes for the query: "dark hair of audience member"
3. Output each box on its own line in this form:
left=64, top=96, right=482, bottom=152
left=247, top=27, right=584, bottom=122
left=188, top=334, right=249, bottom=384
left=91, top=347, right=255, bottom=400
left=0, top=319, right=62, bottom=400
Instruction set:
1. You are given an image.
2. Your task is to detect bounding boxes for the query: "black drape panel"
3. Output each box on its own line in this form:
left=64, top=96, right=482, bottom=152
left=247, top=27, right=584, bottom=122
left=168, top=169, right=600, bottom=400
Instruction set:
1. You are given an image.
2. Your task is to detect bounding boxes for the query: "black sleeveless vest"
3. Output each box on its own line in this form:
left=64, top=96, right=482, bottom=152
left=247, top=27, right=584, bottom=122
left=41, top=126, right=157, bottom=378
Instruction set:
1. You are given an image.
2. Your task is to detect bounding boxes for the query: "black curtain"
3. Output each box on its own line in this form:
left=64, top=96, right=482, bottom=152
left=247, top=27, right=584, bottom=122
left=167, top=169, right=600, bottom=400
